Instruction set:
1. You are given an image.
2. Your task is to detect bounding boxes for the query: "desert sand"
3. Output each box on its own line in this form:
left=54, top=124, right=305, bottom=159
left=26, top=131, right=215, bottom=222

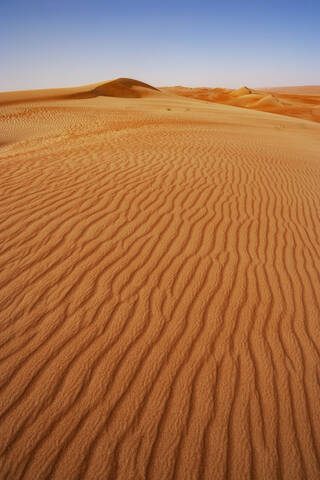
left=261, top=86, right=320, bottom=96
left=165, top=85, right=320, bottom=123
left=0, top=78, right=320, bottom=480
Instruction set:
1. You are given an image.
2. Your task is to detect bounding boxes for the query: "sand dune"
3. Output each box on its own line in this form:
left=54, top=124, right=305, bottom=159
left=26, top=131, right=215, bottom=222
left=165, top=85, right=320, bottom=123
left=89, top=78, right=161, bottom=98
left=1, top=79, right=320, bottom=479
left=261, top=86, right=320, bottom=96
left=0, top=78, right=162, bottom=106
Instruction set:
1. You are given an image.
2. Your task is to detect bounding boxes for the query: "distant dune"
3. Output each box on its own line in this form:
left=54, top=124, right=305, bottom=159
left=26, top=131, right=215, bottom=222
left=164, top=85, right=320, bottom=123
left=90, top=78, right=161, bottom=98
left=1, top=79, right=320, bottom=479
left=0, top=78, right=163, bottom=105
left=2, top=79, right=320, bottom=123
left=261, top=85, right=320, bottom=96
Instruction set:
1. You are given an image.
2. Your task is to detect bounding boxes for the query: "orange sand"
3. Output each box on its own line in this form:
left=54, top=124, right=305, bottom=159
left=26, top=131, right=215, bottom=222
left=261, top=86, right=320, bottom=96
left=165, top=85, right=320, bottom=123
left=0, top=78, right=320, bottom=479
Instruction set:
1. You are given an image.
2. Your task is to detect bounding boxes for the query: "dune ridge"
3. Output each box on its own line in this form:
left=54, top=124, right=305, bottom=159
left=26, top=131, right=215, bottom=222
left=0, top=78, right=162, bottom=106
left=261, top=86, right=320, bottom=96
left=164, top=85, right=320, bottom=123
left=0, top=80, right=320, bottom=479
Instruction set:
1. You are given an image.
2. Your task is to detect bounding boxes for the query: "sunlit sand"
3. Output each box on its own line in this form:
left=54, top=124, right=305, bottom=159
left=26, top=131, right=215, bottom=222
left=0, top=78, right=320, bottom=479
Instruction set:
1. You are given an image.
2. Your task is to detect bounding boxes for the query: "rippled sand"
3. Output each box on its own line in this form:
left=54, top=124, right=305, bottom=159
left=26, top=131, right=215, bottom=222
left=1, top=79, right=320, bottom=479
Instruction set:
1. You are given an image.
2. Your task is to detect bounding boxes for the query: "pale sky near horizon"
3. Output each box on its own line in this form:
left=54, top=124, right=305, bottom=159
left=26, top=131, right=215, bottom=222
left=1, top=0, right=319, bottom=92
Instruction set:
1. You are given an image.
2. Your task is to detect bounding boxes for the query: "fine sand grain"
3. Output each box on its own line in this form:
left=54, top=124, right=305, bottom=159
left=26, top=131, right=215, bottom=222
left=0, top=79, right=320, bottom=479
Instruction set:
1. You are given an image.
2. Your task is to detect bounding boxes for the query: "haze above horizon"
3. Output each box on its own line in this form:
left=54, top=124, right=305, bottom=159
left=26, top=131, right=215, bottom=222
left=1, top=0, right=319, bottom=92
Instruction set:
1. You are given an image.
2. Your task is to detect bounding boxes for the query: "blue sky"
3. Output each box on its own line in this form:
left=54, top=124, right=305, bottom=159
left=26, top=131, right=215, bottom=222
left=1, top=0, right=319, bottom=91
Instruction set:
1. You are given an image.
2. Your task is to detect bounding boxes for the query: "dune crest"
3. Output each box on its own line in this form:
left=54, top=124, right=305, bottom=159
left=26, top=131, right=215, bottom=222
left=0, top=78, right=162, bottom=106
left=230, top=86, right=252, bottom=96
left=90, top=78, right=161, bottom=98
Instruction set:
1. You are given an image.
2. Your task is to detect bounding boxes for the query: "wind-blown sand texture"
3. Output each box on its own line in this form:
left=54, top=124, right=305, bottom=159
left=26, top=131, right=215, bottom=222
left=164, top=85, right=320, bottom=123
left=1, top=78, right=320, bottom=480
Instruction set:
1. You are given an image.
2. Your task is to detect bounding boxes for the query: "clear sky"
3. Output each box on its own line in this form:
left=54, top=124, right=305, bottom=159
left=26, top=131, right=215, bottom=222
left=1, top=0, right=319, bottom=91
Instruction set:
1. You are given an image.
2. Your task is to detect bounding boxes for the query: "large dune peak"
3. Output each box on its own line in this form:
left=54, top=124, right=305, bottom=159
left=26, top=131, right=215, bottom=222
left=91, top=77, right=161, bottom=98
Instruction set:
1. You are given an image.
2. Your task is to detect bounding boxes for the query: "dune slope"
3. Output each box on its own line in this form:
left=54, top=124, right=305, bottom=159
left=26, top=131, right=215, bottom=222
left=0, top=85, right=320, bottom=480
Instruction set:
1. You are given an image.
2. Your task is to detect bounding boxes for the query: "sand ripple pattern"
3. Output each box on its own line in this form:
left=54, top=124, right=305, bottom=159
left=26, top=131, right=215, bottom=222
left=0, top=104, right=320, bottom=479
